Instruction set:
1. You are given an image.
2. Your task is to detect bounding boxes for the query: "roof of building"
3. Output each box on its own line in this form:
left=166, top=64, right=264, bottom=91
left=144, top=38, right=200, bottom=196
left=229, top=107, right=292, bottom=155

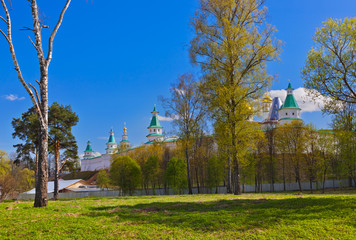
left=262, top=93, right=273, bottom=103
left=25, top=179, right=84, bottom=194
left=146, top=133, right=163, bottom=137
left=107, top=129, right=116, bottom=144
left=280, top=83, right=301, bottom=110
left=287, top=82, right=293, bottom=89
left=85, top=141, right=93, bottom=152
left=268, top=97, right=282, bottom=121
left=148, top=107, right=163, bottom=128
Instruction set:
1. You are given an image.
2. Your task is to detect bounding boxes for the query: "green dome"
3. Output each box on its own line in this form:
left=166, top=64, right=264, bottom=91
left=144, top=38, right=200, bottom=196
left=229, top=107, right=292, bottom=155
left=84, top=141, right=93, bottom=152
left=107, top=129, right=116, bottom=143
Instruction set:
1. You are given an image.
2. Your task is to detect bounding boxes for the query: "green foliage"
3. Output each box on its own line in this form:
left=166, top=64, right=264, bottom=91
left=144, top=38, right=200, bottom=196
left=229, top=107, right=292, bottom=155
left=142, top=155, right=159, bottom=189
left=190, top=0, right=281, bottom=194
left=207, top=155, right=224, bottom=192
left=0, top=150, right=34, bottom=201
left=96, top=169, right=110, bottom=189
left=165, top=157, right=187, bottom=194
left=302, top=17, right=356, bottom=109
left=11, top=107, right=40, bottom=170
left=12, top=103, right=80, bottom=172
left=49, top=102, right=79, bottom=170
left=0, top=193, right=356, bottom=239
left=110, top=156, right=141, bottom=195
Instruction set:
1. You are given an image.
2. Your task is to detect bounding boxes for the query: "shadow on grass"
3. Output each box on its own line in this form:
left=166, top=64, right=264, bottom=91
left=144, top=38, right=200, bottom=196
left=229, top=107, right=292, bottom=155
left=84, top=196, right=356, bottom=232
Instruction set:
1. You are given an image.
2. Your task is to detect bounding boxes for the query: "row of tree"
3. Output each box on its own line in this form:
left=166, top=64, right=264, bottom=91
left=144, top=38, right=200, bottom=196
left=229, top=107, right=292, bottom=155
left=97, top=112, right=354, bottom=195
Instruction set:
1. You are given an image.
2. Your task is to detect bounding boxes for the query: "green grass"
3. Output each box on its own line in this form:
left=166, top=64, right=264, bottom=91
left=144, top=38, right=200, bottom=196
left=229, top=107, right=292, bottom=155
left=1, top=190, right=356, bottom=239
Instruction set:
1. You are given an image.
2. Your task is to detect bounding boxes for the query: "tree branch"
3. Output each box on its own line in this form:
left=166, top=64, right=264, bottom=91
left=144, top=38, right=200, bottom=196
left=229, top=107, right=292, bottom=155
left=46, top=0, right=71, bottom=65
left=28, top=35, right=37, bottom=49
left=29, top=83, right=41, bottom=108
left=0, top=0, right=44, bottom=128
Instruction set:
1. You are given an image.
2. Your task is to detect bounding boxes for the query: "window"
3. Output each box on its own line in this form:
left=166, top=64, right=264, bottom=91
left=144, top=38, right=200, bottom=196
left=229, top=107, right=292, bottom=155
left=292, top=112, right=295, bottom=115
left=286, top=113, right=287, bottom=115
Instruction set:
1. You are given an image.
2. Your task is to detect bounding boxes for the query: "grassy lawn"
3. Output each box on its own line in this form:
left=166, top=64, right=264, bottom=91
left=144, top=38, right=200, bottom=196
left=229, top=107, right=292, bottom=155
left=1, top=190, right=355, bottom=239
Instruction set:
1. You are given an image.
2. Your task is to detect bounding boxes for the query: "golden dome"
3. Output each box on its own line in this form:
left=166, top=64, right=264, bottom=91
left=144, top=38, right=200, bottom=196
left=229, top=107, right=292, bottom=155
left=262, top=93, right=273, bottom=103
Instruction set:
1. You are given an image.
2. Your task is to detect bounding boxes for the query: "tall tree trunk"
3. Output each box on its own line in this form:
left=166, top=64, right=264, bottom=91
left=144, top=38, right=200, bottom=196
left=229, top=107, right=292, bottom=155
left=54, top=141, right=60, bottom=200
left=282, top=153, right=286, bottom=191
left=322, top=168, right=326, bottom=193
left=309, top=178, right=313, bottom=194
left=227, top=155, right=232, bottom=193
left=185, top=144, right=193, bottom=194
left=34, top=73, right=49, bottom=207
left=195, top=167, right=200, bottom=194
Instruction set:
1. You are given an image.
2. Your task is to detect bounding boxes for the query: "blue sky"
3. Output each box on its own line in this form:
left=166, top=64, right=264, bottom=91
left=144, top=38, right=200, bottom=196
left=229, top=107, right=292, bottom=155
left=0, top=0, right=355, bottom=155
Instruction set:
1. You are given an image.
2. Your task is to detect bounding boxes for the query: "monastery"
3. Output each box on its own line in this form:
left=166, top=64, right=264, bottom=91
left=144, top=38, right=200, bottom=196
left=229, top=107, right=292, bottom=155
left=80, top=83, right=302, bottom=171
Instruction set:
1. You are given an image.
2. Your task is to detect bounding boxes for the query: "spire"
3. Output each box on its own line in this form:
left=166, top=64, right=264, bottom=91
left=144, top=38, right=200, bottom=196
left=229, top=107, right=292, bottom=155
left=148, top=105, right=162, bottom=128
left=84, top=140, right=95, bottom=159
left=287, top=82, right=293, bottom=90
left=280, top=82, right=301, bottom=110
left=123, top=122, right=127, bottom=135
left=146, top=105, right=164, bottom=143
left=120, top=122, right=130, bottom=146
left=107, top=129, right=116, bottom=144
left=85, top=140, right=93, bottom=152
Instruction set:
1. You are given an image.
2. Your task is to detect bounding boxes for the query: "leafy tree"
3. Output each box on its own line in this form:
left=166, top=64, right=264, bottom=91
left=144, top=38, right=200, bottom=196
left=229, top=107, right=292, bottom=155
left=11, top=107, right=40, bottom=171
left=12, top=103, right=79, bottom=201
left=302, top=18, right=356, bottom=109
left=332, top=103, right=356, bottom=187
left=190, top=0, right=281, bottom=194
left=96, top=169, right=110, bottom=190
left=276, top=120, right=306, bottom=191
left=317, top=130, right=336, bottom=192
left=1, top=0, right=73, bottom=207
left=49, top=102, right=79, bottom=200
left=0, top=150, right=35, bottom=201
left=304, top=124, right=321, bottom=193
left=160, top=74, right=206, bottom=194
left=207, top=155, right=224, bottom=193
left=165, top=157, right=187, bottom=194
left=110, top=156, right=141, bottom=196
left=142, top=155, right=159, bottom=194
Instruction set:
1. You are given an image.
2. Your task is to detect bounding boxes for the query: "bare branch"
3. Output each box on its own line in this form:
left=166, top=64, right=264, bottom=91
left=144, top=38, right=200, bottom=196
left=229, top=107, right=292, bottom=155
left=0, top=28, right=9, bottom=42
left=0, top=15, right=6, bottom=23
left=46, top=0, right=71, bottom=65
left=0, top=0, right=44, bottom=127
left=29, top=82, right=41, bottom=108
left=20, top=27, right=34, bottom=31
left=28, top=35, right=37, bottom=49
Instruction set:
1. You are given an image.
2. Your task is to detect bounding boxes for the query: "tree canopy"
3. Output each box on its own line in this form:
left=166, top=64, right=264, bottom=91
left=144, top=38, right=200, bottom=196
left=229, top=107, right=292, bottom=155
left=302, top=18, right=356, bottom=110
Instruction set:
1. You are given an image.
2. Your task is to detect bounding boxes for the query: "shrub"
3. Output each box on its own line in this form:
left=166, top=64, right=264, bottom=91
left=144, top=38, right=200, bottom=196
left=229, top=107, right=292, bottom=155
left=110, top=156, right=141, bottom=195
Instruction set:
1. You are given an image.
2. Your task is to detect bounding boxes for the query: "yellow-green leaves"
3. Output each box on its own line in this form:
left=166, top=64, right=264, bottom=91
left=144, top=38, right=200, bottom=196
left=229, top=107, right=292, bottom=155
left=302, top=17, right=356, bottom=111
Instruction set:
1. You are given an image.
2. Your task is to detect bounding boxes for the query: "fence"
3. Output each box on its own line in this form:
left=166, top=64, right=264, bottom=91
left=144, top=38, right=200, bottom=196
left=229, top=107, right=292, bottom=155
left=17, top=179, right=355, bottom=200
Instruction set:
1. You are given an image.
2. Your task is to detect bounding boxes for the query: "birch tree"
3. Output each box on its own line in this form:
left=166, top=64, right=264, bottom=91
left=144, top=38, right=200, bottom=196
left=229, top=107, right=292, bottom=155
left=190, top=0, right=281, bottom=194
left=302, top=18, right=356, bottom=110
left=160, top=74, right=206, bottom=194
left=0, top=0, right=72, bottom=207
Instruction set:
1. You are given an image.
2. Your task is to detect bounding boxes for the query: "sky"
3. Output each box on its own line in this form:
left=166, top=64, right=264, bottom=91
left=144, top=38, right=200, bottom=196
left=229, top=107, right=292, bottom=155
left=0, top=0, right=355, bottom=156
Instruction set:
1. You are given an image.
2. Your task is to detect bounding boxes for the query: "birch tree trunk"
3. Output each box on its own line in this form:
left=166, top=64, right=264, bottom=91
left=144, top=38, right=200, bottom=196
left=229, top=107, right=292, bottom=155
left=0, top=0, right=71, bottom=207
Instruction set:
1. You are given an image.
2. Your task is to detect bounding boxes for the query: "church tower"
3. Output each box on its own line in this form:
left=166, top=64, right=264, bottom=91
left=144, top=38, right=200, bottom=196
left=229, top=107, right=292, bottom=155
left=84, top=141, right=95, bottom=159
left=146, top=106, right=164, bottom=143
left=279, top=83, right=302, bottom=124
left=262, top=93, right=273, bottom=121
left=105, top=129, right=118, bottom=154
left=120, top=123, right=130, bottom=149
